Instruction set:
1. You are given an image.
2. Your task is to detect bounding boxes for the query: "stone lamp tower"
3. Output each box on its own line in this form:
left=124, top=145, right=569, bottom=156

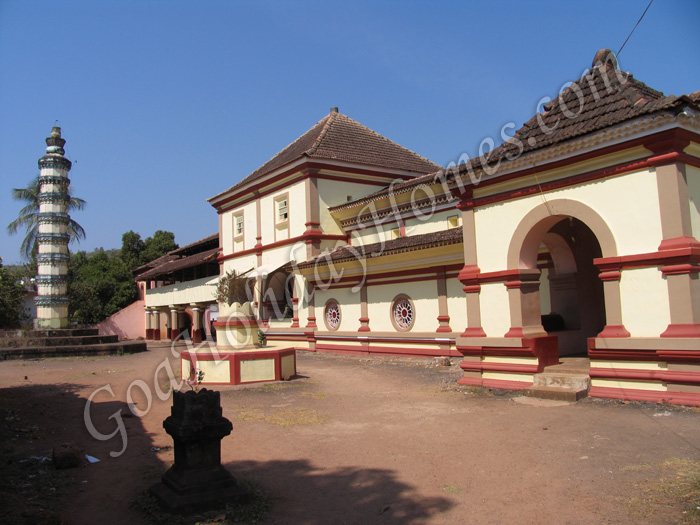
left=34, top=127, right=72, bottom=329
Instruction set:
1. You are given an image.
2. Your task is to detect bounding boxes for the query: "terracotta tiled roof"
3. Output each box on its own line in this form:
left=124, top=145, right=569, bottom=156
left=170, top=233, right=219, bottom=257
left=472, top=50, right=698, bottom=171
left=211, top=110, right=440, bottom=200
left=135, top=248, right=219, bottom=281
left=300, top=227, right=463, bottom=267
left=132, top=233, right=219, bottom=276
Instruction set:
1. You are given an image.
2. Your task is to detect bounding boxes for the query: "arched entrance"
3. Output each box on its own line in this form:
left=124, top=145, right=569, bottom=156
left=262, top=269, right=293, bottom=321
left=507, top=199, right=623, bottom=357
left=537, top=219, right=605, bottom=356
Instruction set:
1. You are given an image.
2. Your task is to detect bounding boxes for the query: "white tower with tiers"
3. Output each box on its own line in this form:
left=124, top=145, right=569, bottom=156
left=34, top=127, right=72, bottom=329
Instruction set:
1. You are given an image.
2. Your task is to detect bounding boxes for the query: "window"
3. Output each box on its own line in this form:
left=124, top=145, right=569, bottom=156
left=391, top=294, right=415, bottom=332
left=276, top=197, right=288, bottom=223
left=324, top=299, right=341, bottom=331
left=234, top=214, right=244, bottom=237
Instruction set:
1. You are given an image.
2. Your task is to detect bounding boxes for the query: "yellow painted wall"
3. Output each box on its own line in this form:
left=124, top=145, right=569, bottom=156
left=474, top=168, right=663, bottom=273
left=446, top=277, right=467, bottom=332
left=620, top=267, right=671, bottom=337
left=317, top=178, right=374, bottom=235
left=315, top=286, right=362, bottom=332
left=366, top=280, right=437, bottom=332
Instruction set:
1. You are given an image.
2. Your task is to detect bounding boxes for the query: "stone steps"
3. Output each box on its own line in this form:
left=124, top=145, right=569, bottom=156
left=0, top=341, right=147, bottom=361
left=1, top=334, right=119, bottom=348
left=522, top=358, right=590, bottom=402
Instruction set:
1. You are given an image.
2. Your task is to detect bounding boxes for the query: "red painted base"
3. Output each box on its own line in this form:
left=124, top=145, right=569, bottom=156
left=146, top=328, right=154, bottom=340
left=191, top=328, right=202, bottom=344
left=153, top=329, right=161, bottom=341
left=589, top=385, right=700, bottom=407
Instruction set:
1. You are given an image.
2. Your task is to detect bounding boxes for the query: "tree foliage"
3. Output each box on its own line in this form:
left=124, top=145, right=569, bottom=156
left=120, top=230, right=178, bottom=271
left=6, top=175, right=86, bottom=261
left=68, top=251, right=137, bottom=325
left=67, top=230, right=178, bottom=325
left=0, top=258, right=29, bottom=329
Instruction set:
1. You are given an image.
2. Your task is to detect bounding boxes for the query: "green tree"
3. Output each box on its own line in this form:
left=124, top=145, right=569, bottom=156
left=7, top=175, right=87, bottom=261
left=0, top=257, right=29, bottom=328
left=120, top=230, right=146, bottom=271
left=68, top=251, right=138, bottom=325
left=141, top=230, right=178, bottom=264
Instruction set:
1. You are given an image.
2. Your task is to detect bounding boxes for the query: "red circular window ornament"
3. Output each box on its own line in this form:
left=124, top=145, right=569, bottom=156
left=324, top=300, right=341, bottom=331
left=392, top=296, right=414, bottom=331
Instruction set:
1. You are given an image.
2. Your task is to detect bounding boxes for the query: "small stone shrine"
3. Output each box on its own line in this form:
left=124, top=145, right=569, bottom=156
left=150, top=388, right=246, bottom=511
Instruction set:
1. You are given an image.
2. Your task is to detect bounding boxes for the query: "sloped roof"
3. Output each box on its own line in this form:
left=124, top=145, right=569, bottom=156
left=132, top=233, right=219, bottom=276
left=473, top=49, right=697, bottom=170
left=335, top=50, right=700, bottom=210
left=209, top=110, right=440, bottom=202
left=300, top=227, right=463, bottom=267
left=135, top=247, right=219, bottom=281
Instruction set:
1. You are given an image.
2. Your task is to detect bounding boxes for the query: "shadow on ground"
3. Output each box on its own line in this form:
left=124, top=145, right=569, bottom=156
left=228, top=458, right=455, bottom=524
left=0, top=382, right=163, bottom=524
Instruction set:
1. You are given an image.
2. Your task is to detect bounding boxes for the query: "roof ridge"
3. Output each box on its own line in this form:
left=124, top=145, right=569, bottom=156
left=318, top=112, right=439, bottom=168
left=306, top=111, right=337, bottom=156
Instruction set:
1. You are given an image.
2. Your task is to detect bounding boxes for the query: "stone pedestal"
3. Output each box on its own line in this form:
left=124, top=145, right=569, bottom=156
left=182, top=302, right=296, bottom=385
left=150, top=389, right=246, bottom=512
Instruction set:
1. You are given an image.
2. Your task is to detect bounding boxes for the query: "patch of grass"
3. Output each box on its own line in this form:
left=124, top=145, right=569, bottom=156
left=624, top=457, right=700, bottom=523
left=136, top=478, right=272, bottom=524
left=234, top=406, right=266, bottom=422
left=233, top=406, right=329, bottom=427
left=266, top=407, right=329, bottom=427
left=300, top=391, right=329, bottom=400
left=442, top=485, right=464, bottom=494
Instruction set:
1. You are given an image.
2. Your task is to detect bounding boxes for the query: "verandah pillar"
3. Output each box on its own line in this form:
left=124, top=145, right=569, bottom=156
left=190, top=305, right=203, bottom=344
left=145, top=308, right=153, bottom=340
left=655, top=161, right=700, bottom=337
left=456, top=196, right=486, bottom=337
left=504, top=270, right=547, bottom=338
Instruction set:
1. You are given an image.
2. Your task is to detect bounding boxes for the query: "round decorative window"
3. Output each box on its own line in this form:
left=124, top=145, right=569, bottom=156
left=324, top=300, right=341, bottom=331
left=391, top=295, right=415, bottom=332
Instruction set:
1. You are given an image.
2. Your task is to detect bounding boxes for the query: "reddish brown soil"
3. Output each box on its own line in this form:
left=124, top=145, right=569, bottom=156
left=1, top=341, right=699, bottom=524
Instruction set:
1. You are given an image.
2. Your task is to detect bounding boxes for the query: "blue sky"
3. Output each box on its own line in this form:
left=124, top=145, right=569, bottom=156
left=1, top=0, right=699, bottom=265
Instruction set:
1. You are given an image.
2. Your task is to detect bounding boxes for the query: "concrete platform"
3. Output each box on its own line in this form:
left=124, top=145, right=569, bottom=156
left=181, top=344, right=296, bottom=385
left=0, top=328, right=147, bottom=360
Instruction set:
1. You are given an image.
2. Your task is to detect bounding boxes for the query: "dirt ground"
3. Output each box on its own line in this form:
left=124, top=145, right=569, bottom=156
left=1, top=341, right=700, bottom=524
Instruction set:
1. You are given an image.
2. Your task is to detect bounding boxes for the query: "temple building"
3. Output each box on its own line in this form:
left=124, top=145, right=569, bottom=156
left=139, top=50, right=700, bottom=405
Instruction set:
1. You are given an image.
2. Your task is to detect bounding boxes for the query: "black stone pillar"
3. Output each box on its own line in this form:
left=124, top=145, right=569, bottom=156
left=150, top=389, right=246, bottom=511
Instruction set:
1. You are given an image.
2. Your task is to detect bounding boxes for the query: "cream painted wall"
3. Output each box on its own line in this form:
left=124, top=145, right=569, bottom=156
left=619, top=267, right=671, bottom=337
left=145, top=276, right=218, bottom=307
left=221, top=212, right=232, bottom=254
left=315, top=286, right=361, bottom=332
left=404, top=209, right=459, bottom=237
left=474, top=169, right=663, bottom=273
left=258, top=180, right=306, bottom=244
left=241, top=201, right=257, bottom=251
left=686, top=165, right=700, bottom=241
left=479, top=282, right=511, bottom=337
left=366, top=280, right=437, bottom=332
left=288, top=181, right=307, bottom=238
left=222, top=254, right=257, bottom=276
left=318, top=178, right=379, bottom=235
left=446, top=278, right=467, bottom=332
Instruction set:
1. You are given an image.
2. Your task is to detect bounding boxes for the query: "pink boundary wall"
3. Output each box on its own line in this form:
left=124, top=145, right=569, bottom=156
left=97, top=299, right=145, bottom=340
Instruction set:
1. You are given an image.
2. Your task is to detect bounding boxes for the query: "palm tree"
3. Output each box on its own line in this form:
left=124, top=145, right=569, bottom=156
left=7, top=175, right=86, bottom=261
